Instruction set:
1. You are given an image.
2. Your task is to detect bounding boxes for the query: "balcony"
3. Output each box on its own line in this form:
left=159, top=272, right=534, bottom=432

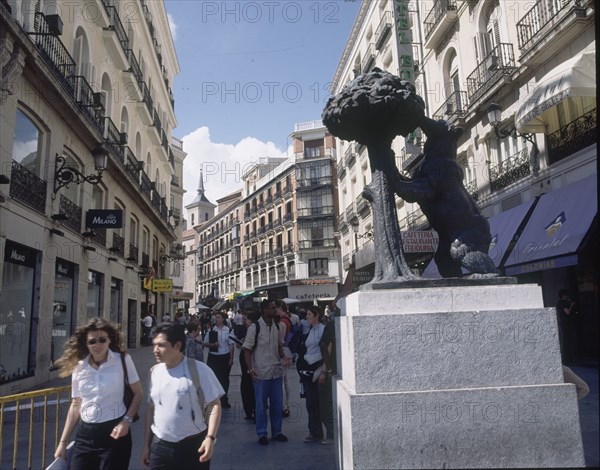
left=9, top=160, right=47, bottom=214
left=547, top=108, right=596, bottom=165
left=296, top=176, right=332, bottom=190
left=149, top=109, right=162, bottom=145
left=141, top=252, right=150, bottom=268
left=59, top=195, right=82, bottom=233
left=122, top=49, right=143, bottom=101
left=94, top=228, right=107, bottom=247
left=138, top=80, right=153, bottom=125
left=283, top=212, right=294, bottom=225
left=424, top=0, right=458, bottom=50
left=110, top=233, right=125, bottom=257
left=68, top=76, right=106, bottom=136
left=104, top=117, right=125, bottom=164
left=432, top=91, right=468, bottom=122
left=464, top=179, right=479, bottom=202
left=127, top=243, right=138, bottom=262
left=28, top=13, right=76, bottom=94
left=282, top=185, right=292, bottom=197
left=345, top=202, right=357, bottom=225
left=466, top=43, right=516, bottom=104
left=297, top=206, right=335, bottom=218
left=361, top=44, right=376, bottom=73
left=344, top=145, right=357, bottom=168
left=374, top=11, right=392, bottom=50
left=303, top=146, right=326, bottom=159
left=517, top=0, right=590, bottom=65
left=489, top=148, right=531, bottom=193
left=356, top=197, right=370, bottom=216
left=298, top=239, right=337, bottom=249
left=102, top=4, right=129, bottom=69
left=294, top=120, right=323, bottom=132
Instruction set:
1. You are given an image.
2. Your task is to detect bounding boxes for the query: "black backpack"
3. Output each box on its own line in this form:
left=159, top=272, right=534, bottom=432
left=252, top=320, right=279, bottom=352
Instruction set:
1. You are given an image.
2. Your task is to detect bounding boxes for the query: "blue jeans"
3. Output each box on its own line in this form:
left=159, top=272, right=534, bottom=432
left=253, top=377, right=283, bottom=438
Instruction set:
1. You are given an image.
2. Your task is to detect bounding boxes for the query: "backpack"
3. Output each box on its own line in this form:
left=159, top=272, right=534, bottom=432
left=252, top=320, right=279, bottom=352
left=187, top=357, right=211, bottom=423
left=287, top=322, right=304, bottom=354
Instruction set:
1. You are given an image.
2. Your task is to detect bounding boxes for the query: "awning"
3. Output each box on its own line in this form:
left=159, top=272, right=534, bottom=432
left=421, top=198, right=537, bottom=279
left=194, top=302, right=210, bottom=309
left=515, top=48, right=596, bottom=132
left=504, top=174, right=597, bottom=275
left=211, top=300, right=228, bottom=311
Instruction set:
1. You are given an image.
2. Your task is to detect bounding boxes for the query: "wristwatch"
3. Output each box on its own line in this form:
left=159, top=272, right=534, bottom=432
left=248, top=368, right=254, bottom=374
left=206, top=435, right=217, bottom=443
left=122, top=415, right=134, bottom=424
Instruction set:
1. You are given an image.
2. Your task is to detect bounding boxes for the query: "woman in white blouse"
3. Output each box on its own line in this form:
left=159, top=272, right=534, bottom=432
left=54, top=318, right=143, bottom=469
left=302, top=306, right=326, bottom=443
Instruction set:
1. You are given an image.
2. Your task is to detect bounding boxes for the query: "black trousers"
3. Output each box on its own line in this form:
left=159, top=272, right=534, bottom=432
left=70, top=417, right=132, bottom=470
left=207, top=353, right=231, bottom=404
left=149, top=431, right=209, bottom=469
left=239, top=350, right=255, bottom=418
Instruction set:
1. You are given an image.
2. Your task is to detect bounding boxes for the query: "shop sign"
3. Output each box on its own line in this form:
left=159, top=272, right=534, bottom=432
left=4, top=240, right=37, bottom=268
left=289, top=278, right=336, bottom=286
left=56, top=259, right=74, bottom=278
left=152, top=278, right=173, bottom=293
left=288, top=283, right=338, bottom=301
left=85, top=209, right=123, bottom=228
left=401, top=231, right=439, bottom=253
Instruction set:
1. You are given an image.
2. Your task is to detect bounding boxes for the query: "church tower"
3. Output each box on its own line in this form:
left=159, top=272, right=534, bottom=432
left=185, top=169, right=216, bottom=228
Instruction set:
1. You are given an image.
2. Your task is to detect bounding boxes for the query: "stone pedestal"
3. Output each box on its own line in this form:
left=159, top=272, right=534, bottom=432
left=334, top=283, right=585, bottom=469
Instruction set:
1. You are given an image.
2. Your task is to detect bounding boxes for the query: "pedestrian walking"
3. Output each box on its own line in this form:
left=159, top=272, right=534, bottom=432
left=238, top=313, right=256, bottom=421
left=274, top=299, right=293, bottom=418
left=186, top=320, right=205, bottom=363
left=204, top=313, right=235, bottom=408
left=141, top=313, right=153, bottom=346
left=243, top=299, right=289, bottom=445
left=54, top=318, right=143, bottom=470
left=319, top=314, right=337, bottom=445
left=142, top=323, right=223, bottom=469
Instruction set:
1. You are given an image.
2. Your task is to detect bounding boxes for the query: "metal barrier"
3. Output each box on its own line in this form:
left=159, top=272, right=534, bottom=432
left=0, top=386, right=71, bottom=470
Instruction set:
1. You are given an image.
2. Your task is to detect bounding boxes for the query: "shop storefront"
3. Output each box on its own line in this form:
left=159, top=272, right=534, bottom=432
left=52, top=259, right=77, bottom=367
left=87, top=270, right=104, bottom=318
left=1, top=241, right=39, bottom=384
left=110, top=277, right=123, bottom=325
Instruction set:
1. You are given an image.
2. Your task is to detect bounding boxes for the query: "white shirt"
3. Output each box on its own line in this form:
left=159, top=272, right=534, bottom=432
left=149, top=358, right=224, bottom=442
left=142, top=316, right=153, bottom=327
left=72, top=350, right=140, bottom=423
left=204, top=325, right=234, bottom=355
left=305, top=323, right=325, bottom=361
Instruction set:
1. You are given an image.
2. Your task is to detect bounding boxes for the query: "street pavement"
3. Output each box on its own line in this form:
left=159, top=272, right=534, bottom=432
left=10, top=346, right=599, bottom=469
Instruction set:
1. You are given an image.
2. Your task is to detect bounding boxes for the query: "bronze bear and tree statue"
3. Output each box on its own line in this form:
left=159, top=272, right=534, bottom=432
left=322, top=68, right=498, bottom=286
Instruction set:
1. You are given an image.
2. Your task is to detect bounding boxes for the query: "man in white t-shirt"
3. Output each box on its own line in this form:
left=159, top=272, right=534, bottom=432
left=142, top=313, right=153, bottom=346
left=142, top=323, right=224, bottom=469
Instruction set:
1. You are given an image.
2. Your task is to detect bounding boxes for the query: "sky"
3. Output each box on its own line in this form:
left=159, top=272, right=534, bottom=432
left=163, top=0, right=361, bottom=206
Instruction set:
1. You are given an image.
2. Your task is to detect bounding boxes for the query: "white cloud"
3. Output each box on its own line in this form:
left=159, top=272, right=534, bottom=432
left=181, top=127, right=289, bottom=208
left=167, top=13, right=177, bottom=41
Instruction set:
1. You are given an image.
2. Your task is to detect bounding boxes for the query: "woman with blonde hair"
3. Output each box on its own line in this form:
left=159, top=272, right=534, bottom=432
left=54, top=318, right=143, bottom=470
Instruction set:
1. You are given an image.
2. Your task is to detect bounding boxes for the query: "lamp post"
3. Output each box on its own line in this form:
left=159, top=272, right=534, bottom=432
left=487, top=102, right=539, bottom=173
left=53, top=144, right=108, bottom=194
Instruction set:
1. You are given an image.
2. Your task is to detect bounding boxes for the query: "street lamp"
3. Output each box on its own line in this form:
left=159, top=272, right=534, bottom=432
left=53, top=144, right=108, bottom=194
left=486, top=102, right=539, bottom=171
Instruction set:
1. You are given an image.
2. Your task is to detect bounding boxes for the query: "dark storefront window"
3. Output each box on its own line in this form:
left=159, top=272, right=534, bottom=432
left=1, top=241, right=38, bottom=384
left=110, top=277, right=123, bottom=325
left=52, top=260, right=76, bottom=367
left=87, top=270, right=104, bottom=318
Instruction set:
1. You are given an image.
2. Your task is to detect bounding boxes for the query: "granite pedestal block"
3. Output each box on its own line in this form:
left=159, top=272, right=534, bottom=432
left=334, top=284, right=585, bottom=469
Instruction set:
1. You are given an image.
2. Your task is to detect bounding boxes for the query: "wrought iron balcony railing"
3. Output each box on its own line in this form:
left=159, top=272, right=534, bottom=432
left=466, top=43, right=516, bottom=103
left=374, top=11, right=392, bottom=50
left=547, top=108, right=596, bottom=165
left=127, top=243, right=138, bottom=262
left=9, top=160, right=47, bottom=214
left=111, top=233, right=125, bottom=257
left=60, top=195, right=82, bottom=233
left=464, top=179, right=479, bottom=201
left=424, top=0, right=458, bottom=40
left=94, top=227, right=107, bottom=246
left=517, top=0, right=578, bottom=50
left=361, top=44, right=376, bottom=73
left=488, top=148, right=531, bottom=193
left=104, top=5, right=130, bottom=52
left=28, top=13, right=76, bottom=95
left=432, top=91, right=468, bottom=121
left=68, top=75, right=106, bottom=135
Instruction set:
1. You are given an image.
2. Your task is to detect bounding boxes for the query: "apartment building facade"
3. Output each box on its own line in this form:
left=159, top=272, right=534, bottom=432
left=194, top=121, right=341, bottom=307
left=0, top=0, right=183, bottom=392
left=331, top=0, right=596, bottom=356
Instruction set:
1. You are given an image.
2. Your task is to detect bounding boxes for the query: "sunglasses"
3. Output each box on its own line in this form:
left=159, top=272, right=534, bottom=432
left=87, top=337, right=108, bottom=345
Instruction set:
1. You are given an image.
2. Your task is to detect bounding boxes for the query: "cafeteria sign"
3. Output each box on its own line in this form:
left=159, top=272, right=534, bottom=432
left=152, top=278, right=173, bottom=293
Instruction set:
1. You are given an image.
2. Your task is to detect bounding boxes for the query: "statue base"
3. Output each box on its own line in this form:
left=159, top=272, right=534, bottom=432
left=334, top=283, right=584, bottom=469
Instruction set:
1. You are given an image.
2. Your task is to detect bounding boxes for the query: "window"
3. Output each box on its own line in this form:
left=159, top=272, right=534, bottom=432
left=13, top=109, right=42, bottom=175
left=309, top=258, right=329, bottom=277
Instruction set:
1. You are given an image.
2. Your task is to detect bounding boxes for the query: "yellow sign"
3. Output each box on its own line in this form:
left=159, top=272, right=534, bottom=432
left=152, top=278, right=173, bottom=293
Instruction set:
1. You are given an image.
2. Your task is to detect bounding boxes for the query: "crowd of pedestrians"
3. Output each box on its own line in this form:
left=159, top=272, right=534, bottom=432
left=51, top=299, right=337, bottom=469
